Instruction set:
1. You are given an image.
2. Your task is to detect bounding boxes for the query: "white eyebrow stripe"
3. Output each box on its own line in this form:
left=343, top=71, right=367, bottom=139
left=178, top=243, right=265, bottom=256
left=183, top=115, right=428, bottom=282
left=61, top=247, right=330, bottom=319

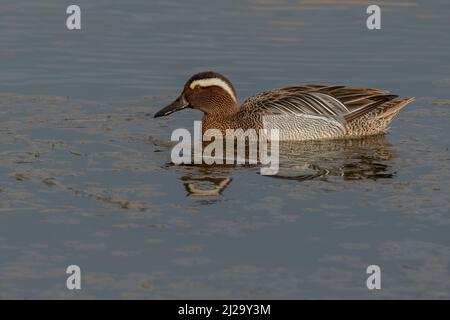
left=190, top=78, right=236, bottom=102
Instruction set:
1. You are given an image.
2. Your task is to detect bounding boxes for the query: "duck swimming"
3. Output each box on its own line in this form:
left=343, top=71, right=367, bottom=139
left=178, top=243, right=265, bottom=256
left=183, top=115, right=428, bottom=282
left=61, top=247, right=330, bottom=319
left=154, top=71, right=414, bottom=141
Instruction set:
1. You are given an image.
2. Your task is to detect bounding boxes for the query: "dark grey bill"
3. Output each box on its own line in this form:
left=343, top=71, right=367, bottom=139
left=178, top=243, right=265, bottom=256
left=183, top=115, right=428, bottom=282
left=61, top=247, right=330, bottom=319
left=154, top=96, right=189, bottom=118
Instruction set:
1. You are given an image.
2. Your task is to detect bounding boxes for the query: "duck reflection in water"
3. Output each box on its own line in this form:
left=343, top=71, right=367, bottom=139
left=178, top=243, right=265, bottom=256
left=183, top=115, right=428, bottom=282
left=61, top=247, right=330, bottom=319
left=273, top=135, right=396, bottom=182
left=177, top=135, right=396, bottom=196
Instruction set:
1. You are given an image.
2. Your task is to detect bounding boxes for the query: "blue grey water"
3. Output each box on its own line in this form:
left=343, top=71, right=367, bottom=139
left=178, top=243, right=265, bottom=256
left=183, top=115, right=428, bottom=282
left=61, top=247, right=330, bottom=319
left=0, top=0, right=449, bottom=299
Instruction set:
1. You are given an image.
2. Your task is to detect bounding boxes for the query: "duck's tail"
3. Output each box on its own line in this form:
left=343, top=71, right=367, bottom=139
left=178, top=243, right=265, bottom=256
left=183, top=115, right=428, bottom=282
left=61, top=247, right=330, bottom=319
left=344, top=97, right=415, bottom=137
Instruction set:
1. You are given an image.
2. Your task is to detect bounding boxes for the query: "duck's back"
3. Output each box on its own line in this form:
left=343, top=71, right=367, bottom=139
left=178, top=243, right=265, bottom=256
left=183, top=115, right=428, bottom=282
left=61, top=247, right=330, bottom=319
left=237, top=85, right=414, bottom=141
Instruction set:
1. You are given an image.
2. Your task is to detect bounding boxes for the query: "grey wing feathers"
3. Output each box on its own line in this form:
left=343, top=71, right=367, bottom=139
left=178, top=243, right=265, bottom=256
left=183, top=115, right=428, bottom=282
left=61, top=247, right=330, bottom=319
left=240, top=84, right=404, bottom=122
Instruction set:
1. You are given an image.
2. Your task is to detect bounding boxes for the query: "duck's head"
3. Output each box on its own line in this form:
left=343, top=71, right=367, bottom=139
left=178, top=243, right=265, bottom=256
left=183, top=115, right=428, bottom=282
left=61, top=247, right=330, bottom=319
left=154, top=71, right=238, bottom=118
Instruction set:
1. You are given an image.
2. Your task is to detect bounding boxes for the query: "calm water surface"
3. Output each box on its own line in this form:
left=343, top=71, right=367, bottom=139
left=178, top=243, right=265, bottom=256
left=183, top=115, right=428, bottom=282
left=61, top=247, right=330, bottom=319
left=1, top=0, right=450, bottom=299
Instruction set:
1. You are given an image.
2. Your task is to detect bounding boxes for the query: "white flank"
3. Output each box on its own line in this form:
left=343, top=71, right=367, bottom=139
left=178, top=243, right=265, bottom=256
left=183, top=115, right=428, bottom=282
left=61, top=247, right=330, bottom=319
left=190, top=78, right=236, bottom=102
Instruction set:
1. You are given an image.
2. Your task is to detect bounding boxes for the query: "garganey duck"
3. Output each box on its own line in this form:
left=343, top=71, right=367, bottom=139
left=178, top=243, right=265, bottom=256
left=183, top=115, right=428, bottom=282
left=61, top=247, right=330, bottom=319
left=154, top=71, right=414, bottom=141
